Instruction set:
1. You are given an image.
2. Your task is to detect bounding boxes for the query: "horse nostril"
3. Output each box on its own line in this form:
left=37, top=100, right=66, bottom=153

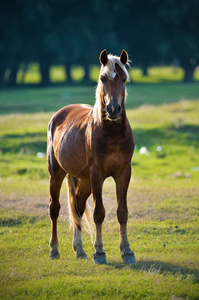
left=106, top=103, right=121, bottom=119
left=111, top=106, right=115, bottom=113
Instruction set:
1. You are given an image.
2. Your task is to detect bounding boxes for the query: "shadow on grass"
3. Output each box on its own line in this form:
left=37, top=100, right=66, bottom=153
left=1, top=132, right=46, bottom=154
left=108, top=260, right=199, bottom=282
left=2, top=124, right=199, bottom=155
left=133, top=124, right=199, bottom=148
left=0, top=214, right=39, bottom=227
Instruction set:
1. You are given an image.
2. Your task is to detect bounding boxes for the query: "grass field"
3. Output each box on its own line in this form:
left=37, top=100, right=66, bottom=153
left=0, top=82, right=199, bottom=299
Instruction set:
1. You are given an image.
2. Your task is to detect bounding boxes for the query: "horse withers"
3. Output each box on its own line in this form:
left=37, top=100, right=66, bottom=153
left=47, top=49, right=136, bottom=264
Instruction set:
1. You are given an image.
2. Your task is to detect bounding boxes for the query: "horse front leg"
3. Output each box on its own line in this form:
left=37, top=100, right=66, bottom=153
left=90, top=166, right=107, bottom=264
left=115, top=165, right=136, bottom=264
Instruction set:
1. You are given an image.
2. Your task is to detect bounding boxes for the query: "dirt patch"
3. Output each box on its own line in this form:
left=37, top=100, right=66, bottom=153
left=1, top=179, right=198, bottom=222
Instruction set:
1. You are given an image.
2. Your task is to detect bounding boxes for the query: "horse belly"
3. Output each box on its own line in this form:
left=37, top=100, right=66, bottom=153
left=54, top=128, right=89, bottom=178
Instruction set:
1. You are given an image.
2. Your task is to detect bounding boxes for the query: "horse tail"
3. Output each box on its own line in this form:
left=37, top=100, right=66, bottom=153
left=66, top=174, right=93, bottom=237
left=47, top=116, right=57, bottom=144
left=66, top=174, right=81, bottom=229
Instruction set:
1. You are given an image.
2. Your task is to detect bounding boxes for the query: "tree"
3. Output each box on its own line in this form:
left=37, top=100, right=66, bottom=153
left=1, top=0, right=199, bottom=87
left=109, top=0, right=163, bottom=77
left=158, top=0, right=199, bottom=82
left=0, top=0, right=23, bottom=86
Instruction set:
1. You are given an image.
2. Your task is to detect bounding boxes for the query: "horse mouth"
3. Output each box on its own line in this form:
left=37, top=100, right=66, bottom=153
left=107, top=114, right=120, bottom=120
left=106, top=104, right=121, bottom=120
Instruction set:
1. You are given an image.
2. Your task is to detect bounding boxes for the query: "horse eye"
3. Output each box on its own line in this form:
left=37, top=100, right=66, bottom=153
left=123, top=78, right=127, bottom=83
left=100, top=76, right=107, bottom=83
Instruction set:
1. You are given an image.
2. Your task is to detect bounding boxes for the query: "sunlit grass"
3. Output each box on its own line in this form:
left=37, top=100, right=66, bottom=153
left=50, top=65, right=66, bottom=82
left=90, top=65, right=100, bottom=81
left=129, top=66, right=185, bottom=83
left=15, top=63, right=199, bottom=85
left=17, top=64, right=86, bottom=84
left=16, top=63, right=41, bottom=84
left=71, top=66, right=85, bottom=81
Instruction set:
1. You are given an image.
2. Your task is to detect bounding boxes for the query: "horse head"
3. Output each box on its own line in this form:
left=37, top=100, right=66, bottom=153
left=98, top=49, right=130, bottom=121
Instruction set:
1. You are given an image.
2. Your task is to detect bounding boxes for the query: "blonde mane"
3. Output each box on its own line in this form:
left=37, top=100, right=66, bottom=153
left=93, top=53, right=130, bottom=124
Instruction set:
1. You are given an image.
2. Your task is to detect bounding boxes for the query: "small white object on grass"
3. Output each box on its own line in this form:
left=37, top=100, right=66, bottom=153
left=157, top=146, right=162, bottom=152
left=139, top=146, right=149, bottom=155
left=37, top=152, right=46, bottom=158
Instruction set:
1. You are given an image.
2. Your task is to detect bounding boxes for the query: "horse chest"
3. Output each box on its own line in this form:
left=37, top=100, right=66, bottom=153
left=104, top=151, right=124, bottom=173
left=106, top=143, right=129, bottom=162
left=93, top=138, right=133, bottom=177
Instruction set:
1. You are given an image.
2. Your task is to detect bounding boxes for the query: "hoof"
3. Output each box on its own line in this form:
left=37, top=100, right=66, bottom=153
left=122, top=251, right=136, bottom=264
left=76, top=251, right=88, bottom=259
left=93, top=251, right=108, bottom=265
left=49, top=246, right=60, bottom=260
left=74, top=245, right=88, bottom=259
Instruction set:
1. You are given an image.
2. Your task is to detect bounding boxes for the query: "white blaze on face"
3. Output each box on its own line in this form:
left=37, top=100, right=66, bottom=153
left=112, top=72, right=116, bottom=79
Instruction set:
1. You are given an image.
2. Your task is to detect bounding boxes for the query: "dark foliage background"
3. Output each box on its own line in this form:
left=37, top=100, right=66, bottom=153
left=0, top=0, right=199, bottom=86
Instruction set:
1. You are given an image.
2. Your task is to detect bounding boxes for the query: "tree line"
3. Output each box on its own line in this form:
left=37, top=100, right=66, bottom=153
left=0, top=0, right=199, bottom=87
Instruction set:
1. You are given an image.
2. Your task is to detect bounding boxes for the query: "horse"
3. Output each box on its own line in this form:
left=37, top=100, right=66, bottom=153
left=47, top=49, right=136, bottom=264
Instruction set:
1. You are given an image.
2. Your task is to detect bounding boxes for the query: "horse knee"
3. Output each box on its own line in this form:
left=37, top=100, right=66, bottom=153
left=117, top=208, right=128, bottom=224
left=49, top=175, right=65, bottom=220
left=50, top=201, right=60, bottom=220
left=94, top=206, right=105, bottom=224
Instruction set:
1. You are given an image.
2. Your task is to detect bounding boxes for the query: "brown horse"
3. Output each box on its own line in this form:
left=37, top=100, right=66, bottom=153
left=47, top=49, right=136, bottom=264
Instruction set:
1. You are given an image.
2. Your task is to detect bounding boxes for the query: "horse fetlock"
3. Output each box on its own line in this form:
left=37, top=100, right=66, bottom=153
left=49, top=238, right=60, bottom=259
left=94, top=242, right=104, bottom=255
left=49, top=237, right=59, bottom=248
left=120, top=240, right=130, bottom=252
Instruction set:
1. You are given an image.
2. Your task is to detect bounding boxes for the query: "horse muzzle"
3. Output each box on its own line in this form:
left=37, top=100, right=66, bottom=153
left=106, top=103, right=121, bottom=120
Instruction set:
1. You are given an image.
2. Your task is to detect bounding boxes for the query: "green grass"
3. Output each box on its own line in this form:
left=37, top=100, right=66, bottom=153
left=1, top=83, right=199, bottom=114
left=0, top=210, right=199, bottom=299
left=0, top=83, right=199, bottom=299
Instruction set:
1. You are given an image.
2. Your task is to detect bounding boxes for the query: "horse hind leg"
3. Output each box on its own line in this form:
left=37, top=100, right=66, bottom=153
left=49, top=171, right=66, bottom=259
left=48, top=147, right=66, bottom=259
left=66, top=175, right=91, bottom=259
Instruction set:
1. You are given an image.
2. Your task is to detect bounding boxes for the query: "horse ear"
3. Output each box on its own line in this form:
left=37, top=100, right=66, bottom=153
left=120, top=50, right=128, bottom=65
left=100, top=49, right=108, bottom=66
